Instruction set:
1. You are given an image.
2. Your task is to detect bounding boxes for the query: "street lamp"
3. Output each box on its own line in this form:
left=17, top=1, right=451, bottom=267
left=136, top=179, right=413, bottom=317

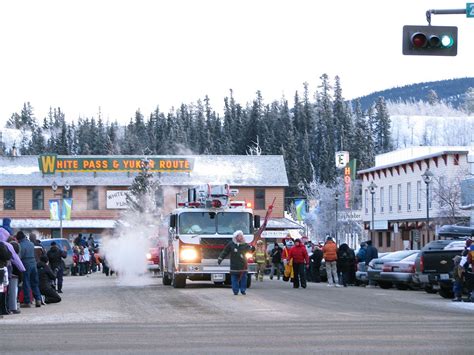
left=368, top=181, right=377, bottom=243
left=334, top=191, right=340, bottom=244
left=52, top=181, right=70, bottom=239
left=422, top=168, right=434, bottom=242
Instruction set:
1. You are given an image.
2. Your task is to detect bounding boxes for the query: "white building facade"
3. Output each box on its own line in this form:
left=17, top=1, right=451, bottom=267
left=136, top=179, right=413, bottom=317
left=358, top=147, right=470, bottom=251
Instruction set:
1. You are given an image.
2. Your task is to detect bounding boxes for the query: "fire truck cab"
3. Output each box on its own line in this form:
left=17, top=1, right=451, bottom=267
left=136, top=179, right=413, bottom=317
left=160, top=184, right=260, bottom=288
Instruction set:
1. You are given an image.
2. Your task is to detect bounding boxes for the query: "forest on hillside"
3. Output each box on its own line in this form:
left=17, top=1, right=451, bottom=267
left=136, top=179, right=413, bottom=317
left=2, top=74, right=474, bottom=196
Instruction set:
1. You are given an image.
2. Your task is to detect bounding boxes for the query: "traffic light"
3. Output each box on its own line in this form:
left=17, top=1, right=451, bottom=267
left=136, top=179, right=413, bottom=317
left=402, top=25, right=458, bottom=56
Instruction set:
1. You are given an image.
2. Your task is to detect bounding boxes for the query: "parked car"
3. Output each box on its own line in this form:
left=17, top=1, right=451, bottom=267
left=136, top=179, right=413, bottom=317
left=146, top=247, right=160, bottom=275
left=40, top=238, right=73, bottom=275
left=415, top=239, right=467, bottom=298
left=356, top=252, right=390, bottom=285
left=367, top=250, right=420, bottom=289
left=379, top=252, right=420, bottom=290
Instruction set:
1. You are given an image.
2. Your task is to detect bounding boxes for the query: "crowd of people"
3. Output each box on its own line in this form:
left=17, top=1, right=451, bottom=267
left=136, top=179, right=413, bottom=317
left=217, top=230, right=380, bottom=296
left=0, top=219, right=113, bottom=319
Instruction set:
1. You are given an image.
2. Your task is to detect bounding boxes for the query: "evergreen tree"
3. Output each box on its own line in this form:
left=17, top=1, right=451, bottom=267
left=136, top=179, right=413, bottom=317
left=373, top=96, right=393, bottom=153
left=426, top=89, right=439, bottom=105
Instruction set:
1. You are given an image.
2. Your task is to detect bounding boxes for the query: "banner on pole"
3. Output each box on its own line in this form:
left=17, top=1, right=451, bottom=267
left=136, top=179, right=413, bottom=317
left=295, top=199, right=307, bottom=221
left=49, top=199, right=60, bottom=221
left=62, top=198, right=73, bottom=220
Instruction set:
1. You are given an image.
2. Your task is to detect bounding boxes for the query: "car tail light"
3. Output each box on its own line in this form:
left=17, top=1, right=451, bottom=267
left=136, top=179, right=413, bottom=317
left=420, top=255, right=424, bottom=273
left=408, top=264, right=415, bottom=273
left=382, top=265, right=392, bottom=272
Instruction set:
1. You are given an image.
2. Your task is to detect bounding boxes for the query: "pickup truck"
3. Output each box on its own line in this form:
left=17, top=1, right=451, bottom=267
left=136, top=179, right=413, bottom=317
left=415, top=239, right=466, bottom=298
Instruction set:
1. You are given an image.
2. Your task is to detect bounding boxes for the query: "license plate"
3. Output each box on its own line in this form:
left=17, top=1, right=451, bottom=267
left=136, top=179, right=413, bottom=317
left=439, top=274, right=449, bottom=280
left=211, top=273, right=225, bottom=281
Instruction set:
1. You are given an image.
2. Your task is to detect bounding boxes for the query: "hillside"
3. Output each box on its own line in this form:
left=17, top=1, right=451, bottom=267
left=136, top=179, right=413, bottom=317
left=353, top=77, right=474, bottom=111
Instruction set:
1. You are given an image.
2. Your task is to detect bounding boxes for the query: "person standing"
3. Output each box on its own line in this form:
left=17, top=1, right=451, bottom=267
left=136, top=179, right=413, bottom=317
left=310, top=243, right=323, bottom=283
left=217, top=230, right=254, bottom=295
left=269, top=242, right=282, bottom=280
left=17, top=231, right=43, bottom=307
left=7, top=237, right=23, bottom=314
left=37, top=256, right=61, bottom=304
left=323, top=236, right=340, bottom=287
left=365, top=240, right=379, bottom=288
left=254, top=240, right=267, bottom=282
left=0, top=240, right=12, bottom=316
left=288, top=238, right=310, bottom=288
left=47, top=241, right=67, bottom=293
left=337, top=244, right=354, bottom=287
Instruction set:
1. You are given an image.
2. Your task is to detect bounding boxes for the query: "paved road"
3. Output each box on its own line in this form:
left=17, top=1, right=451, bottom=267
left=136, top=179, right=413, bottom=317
left=1, top=273, right=474, bottom=354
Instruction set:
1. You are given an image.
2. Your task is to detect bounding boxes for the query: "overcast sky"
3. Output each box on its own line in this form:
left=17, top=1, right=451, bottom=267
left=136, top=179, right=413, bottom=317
left=0, top=0, right=473, bottom=126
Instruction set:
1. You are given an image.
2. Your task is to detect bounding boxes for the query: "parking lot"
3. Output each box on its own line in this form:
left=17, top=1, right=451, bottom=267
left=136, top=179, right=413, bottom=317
left=1, top=272, right=474, bottom=354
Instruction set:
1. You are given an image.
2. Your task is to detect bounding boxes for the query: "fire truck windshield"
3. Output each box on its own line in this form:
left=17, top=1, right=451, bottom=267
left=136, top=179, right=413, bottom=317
left=178, top=212, right=251, bottom=235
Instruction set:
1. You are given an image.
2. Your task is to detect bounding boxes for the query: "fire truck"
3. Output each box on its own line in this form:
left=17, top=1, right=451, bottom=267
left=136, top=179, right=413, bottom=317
left=160, top=184, right=260, bottom=288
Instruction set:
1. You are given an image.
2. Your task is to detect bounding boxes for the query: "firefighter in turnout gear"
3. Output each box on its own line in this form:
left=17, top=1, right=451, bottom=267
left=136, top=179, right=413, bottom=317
left=255, top=240, right=267, bottom=282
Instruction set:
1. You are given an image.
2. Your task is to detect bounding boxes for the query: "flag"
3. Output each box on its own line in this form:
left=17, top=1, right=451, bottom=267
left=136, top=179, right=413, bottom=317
left=49, top=199, right=60, bottom=221
left=62, top=198, right=73, bottom=220
left=295, top=199, right=307, bottom=221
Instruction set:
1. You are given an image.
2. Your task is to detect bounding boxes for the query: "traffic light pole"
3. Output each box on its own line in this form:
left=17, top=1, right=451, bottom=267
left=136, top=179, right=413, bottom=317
left=426, top=9, right=466, bottom=25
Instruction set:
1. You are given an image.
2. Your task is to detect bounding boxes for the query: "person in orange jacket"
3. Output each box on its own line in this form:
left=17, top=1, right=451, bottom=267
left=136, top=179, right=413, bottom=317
left=322, top=236, right=340, bottom=287
left=288, top=238, right=310, bottom=288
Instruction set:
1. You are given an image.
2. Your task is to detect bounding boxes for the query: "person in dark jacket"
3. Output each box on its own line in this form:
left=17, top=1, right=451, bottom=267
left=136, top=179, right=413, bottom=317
left=269, top=243, right=282, bottom=280
left=0, top=241, right=12, bottom=316
left=37, top=256, right=61, bottom=304
left=365, top=240, right=379, bottom=287
left=47, top=241, right=67, bottom=293
left=288, top=238, right=310, bottom=289
left=17, top=231, right=42, bottom=308
left=337, top=244, right=355, bottom=287
left=310, top=244, right=323, bottom=283
left=217, top=230, right=255, bottom=295
left=6, top=237, right=22, bottom=314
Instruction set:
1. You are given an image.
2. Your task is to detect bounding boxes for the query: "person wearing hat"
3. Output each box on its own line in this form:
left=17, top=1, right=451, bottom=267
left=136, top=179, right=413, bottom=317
left=217, top=230, right=255, bottom=295
left=254, top=240, right=267, bottom=282
left=269, top=242, right=283, bottom=280
left=310, top=243, right=323, bottom=283
left=288, top=238, right=309, bottom=288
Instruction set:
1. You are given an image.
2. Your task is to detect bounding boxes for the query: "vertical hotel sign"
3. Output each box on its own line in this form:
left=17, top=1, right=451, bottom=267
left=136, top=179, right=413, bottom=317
left=38, top=155, right=194, bottom=174
left=343, top=159, right=357, bottom=209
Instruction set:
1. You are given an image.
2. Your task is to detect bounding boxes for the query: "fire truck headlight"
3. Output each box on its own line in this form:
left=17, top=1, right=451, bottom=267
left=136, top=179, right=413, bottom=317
left=146, top=253, right=152, bottom=260
left=180, top=247, right=198, bottom=261
left=245, top=252, right=253, bottom=260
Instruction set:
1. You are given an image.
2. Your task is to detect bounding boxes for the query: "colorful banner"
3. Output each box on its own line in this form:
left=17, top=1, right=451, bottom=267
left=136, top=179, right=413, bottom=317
left=49, top=199, right=60, bottom=221
left=295, top=199, right=307, bottom=221
left=62, top=198, right=72, bottom=220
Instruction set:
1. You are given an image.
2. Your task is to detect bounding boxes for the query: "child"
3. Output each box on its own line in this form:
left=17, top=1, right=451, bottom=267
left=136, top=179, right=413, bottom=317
left=452, top=255, right=463, bottom=302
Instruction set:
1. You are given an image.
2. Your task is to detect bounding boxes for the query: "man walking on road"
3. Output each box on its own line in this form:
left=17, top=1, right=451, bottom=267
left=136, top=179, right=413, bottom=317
left=217, top=230, right=255, bottom=295
left=269, top=242, right=282, bottom=280
left=288, top=238, right=309, bottom=289
left=323, top=236, right=340, bottom=287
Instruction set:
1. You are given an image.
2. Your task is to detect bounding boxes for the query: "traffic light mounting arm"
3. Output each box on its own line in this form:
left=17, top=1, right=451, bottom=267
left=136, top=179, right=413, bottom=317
left=426, top=8, right=467, bottom=25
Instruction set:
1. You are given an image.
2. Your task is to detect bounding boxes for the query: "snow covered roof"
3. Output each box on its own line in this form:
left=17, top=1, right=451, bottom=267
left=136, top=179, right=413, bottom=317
left=10, top=219, right=117, bottom=229
left=266, top=218, right=304, bottom=230
left=0, top=155, right=288, bottom=187
left=358, top=147, right=470, bottom=174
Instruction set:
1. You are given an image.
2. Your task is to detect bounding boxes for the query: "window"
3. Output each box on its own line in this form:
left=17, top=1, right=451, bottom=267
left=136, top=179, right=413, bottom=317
left=87, top=188, right=99, bottom=210
left=407, top=182, right=411, bottom=211
left=380, top=187, right=384, bottom=213
left=386, top=233, right=391, bottom=248
left=255, top=188, right=265, bottom=210
left=32, top=189, right=44, bottom=210
left=3, top=189, right=15, bottom=210
left=388, top=185, right=393, bottom=212
left=417, top=181, right=421, bottom=210
left=365, top=189, right=368, bottom=214
left=63, top=187, right=73, bottom=199
left=378, top=232, right=383, bottom=248
left=397, top=184, right=402, bottom=211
